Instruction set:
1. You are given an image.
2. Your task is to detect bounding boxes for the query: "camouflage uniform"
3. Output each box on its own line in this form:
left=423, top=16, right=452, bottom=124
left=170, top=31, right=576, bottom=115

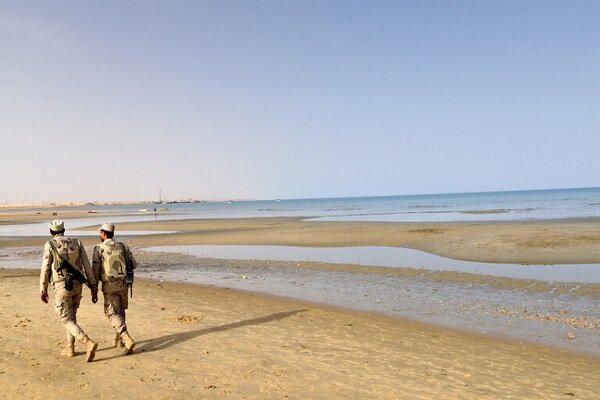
left=40, top=225, right=98, bottom=361
left=92, top=227, right=137, bottom=354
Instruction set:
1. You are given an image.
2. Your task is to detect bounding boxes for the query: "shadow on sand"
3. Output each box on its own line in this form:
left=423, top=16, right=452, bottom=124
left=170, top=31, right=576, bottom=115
left=133, top=308, right=309, bottom=354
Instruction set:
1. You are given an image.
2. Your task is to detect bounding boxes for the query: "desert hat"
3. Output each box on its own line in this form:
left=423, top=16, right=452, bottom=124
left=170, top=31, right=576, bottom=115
left=49, top=219, right=64, bottom=231
left=98, top=223, right=115, bottom=233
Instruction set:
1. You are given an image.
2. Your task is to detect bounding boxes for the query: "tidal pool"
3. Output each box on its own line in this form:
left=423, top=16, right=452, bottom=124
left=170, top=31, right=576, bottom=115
left=144, top=244, right=600, bottom=283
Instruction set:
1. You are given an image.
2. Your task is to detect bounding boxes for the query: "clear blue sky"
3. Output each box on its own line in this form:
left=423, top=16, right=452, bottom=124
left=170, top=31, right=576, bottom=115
left=1, top=1, right=599, bottom=203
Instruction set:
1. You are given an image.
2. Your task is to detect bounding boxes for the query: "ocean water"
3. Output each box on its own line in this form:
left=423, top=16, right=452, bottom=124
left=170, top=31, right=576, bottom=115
left=2, top=187, right=599, bottom=237
left=122, top=186, right=600, bottom=222
left=7, top=186, right=600, bottom=223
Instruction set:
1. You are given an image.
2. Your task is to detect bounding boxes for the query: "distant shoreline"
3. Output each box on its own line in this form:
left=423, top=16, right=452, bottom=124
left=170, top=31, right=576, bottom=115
left=2, top=185, right=599, bottom=211
left=0, top=201, right=150, bottom=210
left=2, top=186, right=599, bottom=225
left=0, top=199, right=253, bottom=211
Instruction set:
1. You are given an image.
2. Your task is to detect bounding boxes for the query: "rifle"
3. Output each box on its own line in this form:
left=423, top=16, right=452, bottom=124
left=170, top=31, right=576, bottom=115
left=122, top=242, right=134, bottom=298
left=48, top=240, right=91, bottom=291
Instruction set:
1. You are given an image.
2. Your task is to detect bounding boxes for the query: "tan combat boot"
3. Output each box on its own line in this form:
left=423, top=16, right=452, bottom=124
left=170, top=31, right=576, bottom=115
left=60, top=338, right=75, bottom=357
left=78, top=335, right=98, bottom=362
left=114, top=332, right=124, bottom=348
left=120, top=331, right=135, bottom=355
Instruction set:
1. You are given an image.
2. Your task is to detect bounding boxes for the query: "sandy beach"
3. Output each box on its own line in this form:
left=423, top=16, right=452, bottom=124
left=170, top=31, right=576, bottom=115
left=2, top=269, right=600, bottom=399
left=1, top=212, right=600, bottom=398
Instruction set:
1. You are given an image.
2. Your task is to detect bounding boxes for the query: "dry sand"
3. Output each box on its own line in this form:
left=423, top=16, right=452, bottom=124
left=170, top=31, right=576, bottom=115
left=2, top=269, right=599, bottom=399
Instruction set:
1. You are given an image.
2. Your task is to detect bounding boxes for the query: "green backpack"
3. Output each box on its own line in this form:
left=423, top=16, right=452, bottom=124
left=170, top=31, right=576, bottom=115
left=99, top=241, right=127, bottom=281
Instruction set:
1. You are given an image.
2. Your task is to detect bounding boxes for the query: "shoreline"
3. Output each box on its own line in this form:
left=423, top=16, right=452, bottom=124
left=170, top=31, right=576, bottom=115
left=131, top=250, right=600, bottom=356
left=6, top=267, right=600, bottom=359
left=0, top=201, right=158, bottom=210
left=5, top=239, right=600, bottom=356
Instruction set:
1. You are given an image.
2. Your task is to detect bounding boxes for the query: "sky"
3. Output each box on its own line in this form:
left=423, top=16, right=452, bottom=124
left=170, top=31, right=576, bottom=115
left=1, top=1, right=599, bottom=203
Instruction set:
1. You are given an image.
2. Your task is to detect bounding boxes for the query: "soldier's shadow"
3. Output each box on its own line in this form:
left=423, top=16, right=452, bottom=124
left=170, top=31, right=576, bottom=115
left=95, top=309, right=308, bottom=360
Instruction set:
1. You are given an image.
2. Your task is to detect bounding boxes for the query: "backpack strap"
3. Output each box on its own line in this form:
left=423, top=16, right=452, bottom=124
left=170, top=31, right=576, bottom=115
left=47, top=239, right=60, bottom=269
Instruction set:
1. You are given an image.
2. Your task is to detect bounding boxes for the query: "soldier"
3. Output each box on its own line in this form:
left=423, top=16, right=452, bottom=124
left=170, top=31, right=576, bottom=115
left=40, top=220, right=99, bottom=362
left=92, top=223, right=136, bottom=355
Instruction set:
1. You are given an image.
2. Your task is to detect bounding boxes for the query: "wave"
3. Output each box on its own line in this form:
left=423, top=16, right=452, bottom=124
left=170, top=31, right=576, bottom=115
left=460, top=209, right=511, bottom=215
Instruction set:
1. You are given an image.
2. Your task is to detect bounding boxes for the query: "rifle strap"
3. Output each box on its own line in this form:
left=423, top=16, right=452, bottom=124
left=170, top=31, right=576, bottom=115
left=47, top=239, right=61, bottom=270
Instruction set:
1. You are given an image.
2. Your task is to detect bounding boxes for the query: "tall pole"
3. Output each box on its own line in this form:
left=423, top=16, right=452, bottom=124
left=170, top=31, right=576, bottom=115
left=159, top=188, right=162, bottom=203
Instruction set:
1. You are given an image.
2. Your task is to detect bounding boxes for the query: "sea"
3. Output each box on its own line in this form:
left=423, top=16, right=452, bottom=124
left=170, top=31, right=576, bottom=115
left=6, top=186, right=599, bottom=223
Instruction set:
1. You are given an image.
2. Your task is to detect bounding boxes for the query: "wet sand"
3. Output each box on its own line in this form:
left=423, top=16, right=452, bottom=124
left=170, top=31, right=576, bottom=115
left=4, top=214, right=600, bottom=264
left=2, top=269, right=600, bottom=399
left=104, top=217, right=600, bottom=264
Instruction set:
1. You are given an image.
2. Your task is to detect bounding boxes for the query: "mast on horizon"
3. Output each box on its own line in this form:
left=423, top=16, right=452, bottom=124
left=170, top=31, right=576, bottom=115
left=159, top=188, right=162, bottom=204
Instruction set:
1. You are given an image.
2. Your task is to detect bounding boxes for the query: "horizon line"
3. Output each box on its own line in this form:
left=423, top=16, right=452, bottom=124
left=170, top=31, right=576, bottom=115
left=1, top=185, right=598, bottom=209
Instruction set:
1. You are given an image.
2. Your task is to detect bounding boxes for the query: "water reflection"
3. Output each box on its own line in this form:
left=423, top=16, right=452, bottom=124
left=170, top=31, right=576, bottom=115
left=0, top=214, right=173, bottom=237
left=144, top=245, right=600, bottom=284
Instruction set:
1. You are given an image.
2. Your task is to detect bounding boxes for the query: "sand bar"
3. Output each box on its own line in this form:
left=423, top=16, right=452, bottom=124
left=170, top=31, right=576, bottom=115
left=4, top=214, right=600, bottom=264
left=101, top=217, right=600, bottom=264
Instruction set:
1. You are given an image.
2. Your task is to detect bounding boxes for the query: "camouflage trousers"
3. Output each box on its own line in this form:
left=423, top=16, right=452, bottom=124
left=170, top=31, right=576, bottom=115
left=103, top=289, right=129, bottom=334
left=53, top=282, right=85, bottom=342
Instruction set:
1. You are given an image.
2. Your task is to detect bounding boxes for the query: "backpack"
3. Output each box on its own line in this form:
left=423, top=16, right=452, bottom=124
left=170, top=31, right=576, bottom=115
left=49, top=237, right=80, bottom=273
left=99, top=241, right=127, bottom=282
left=48, top=237, right=88, bottom=290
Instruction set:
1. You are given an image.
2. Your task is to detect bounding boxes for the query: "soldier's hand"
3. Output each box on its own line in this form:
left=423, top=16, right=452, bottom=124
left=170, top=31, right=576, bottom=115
left=91, top=288, right=98, bottom=304
left=41, top=293, right=48, bottom=303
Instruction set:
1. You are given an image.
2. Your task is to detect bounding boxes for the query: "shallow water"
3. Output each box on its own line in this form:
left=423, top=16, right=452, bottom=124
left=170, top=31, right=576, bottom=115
left=0, top=214, right=174, bottom=237
left=144, top=245, right=600, bottom=283
left=140, top=245, right=600, bottom=356
left=0, top=247, right=42, bottom=269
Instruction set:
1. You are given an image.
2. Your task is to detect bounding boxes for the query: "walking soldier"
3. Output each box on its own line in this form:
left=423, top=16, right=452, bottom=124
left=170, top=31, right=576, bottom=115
left=92, top=223, right=137, bottom=355
left=40, top=220, right=99, bottom=362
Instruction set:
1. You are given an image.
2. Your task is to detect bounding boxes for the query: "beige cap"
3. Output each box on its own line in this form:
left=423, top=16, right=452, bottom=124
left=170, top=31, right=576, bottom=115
left=49, top=219, right=64, bottom=231
left=98, top=223, right=115, bottom=233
